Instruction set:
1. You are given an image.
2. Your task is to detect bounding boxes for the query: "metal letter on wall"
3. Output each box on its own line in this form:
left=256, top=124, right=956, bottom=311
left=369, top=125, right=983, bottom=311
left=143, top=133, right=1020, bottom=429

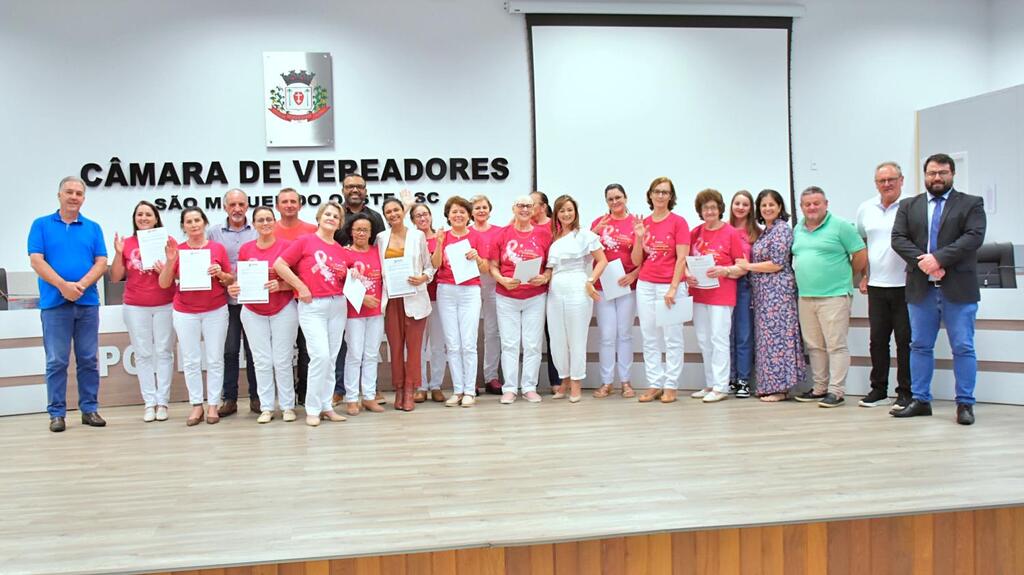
left=264, top=52, right=334, bottom=147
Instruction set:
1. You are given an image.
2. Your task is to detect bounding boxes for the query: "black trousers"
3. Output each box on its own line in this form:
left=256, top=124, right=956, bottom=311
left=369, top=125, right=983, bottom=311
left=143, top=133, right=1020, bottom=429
left=222, top=303, right=257, bottom=401
left=294, top=327, right=309, bottom=403
left=867, top=286, right=912, bottom=399
left=544, top=323, right=560, bottom=386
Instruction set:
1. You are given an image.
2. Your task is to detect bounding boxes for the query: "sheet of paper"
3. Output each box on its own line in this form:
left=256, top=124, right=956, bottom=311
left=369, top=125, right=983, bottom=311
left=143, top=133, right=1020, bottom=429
left=343, top=270, right=367, bottom=313
left=444, top=239, right=481, bottom=285
left=686, top=254, right=720, bottom=289
left=178, top=249, right=211, bottom=291
left=655, top=290, right=692, bottom=327
left=136, top=227, right=168, bottom=271
left=598, top=258, right=631, bottom=301
left=512, top=257, right=542, bottom=282
left=236, top=260, right=269, bottom=304
left=383, top=257, right=417, bottom=298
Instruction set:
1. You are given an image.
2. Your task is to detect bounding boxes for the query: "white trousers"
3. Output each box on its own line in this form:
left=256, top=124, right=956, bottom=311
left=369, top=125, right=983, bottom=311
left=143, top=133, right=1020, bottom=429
left=420, top=311, right=446, bottom=391
left=635, top=280, right=684, bottom=389
left=595, top=290, right=635, bottom=384
left=123, top=303, right=175, bottom=407
left=172, top=306, right=229, bottom=405
left=437, top=284, right=482, bottom=396
left=496, top=293, right=547, bottom=394
left=298, top=296, right=346, bottom=415
left=547, top=272, right=594, bottom=381
left=693, top=303, right=733, bottom=393
left=480, top=275, right=501, bottom=382
left=344, top=315, right=384, bottom=402
left=240, top=303, right=299, bottom=411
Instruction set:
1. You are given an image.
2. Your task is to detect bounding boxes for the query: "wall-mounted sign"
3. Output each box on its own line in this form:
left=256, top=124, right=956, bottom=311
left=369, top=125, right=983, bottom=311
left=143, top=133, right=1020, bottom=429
left=264, top=52, right=334, bottom=147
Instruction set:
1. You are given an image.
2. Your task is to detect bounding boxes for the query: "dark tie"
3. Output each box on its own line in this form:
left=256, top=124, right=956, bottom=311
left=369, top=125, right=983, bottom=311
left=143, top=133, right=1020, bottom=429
left=929, top=195, right=945, bottom=253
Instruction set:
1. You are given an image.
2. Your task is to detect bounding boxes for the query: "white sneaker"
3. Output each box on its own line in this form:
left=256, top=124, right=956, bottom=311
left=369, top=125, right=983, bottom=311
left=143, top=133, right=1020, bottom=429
left=691, top=388, right=711, bottom=399
left=155, top=406, right=168, bottom=421
left=143, top=407, right=156, bottom=423
left=461, top=395, right=476, bottom=407
left=257, top=411, right=273, bottom=424
left=282, top=409, right=297, bottom=422
left=524, top=391, right=543, bottom=403
left=500, top=392, right=517, bottom=404
left=702, top=390, right=729, bottom=403
left=446, top=394, right=463, bottom=407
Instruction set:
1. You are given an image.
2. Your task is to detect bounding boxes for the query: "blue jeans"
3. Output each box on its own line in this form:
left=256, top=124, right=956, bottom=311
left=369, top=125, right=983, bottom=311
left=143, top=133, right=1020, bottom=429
left=907, top=286, right=977, bottom=405
left=41, top=302, right=100, bottom=417
left=730, top=276, right=753, bottom=382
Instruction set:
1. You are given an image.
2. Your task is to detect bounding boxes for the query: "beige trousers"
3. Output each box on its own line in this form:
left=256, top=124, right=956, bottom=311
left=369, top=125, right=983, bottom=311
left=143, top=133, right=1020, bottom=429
left=798, top=296, right=852, bottom=398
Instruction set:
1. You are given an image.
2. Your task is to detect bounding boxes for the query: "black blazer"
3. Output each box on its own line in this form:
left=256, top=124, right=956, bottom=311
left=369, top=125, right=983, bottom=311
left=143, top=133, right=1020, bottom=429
left=891, top=189, right=986, bottom=304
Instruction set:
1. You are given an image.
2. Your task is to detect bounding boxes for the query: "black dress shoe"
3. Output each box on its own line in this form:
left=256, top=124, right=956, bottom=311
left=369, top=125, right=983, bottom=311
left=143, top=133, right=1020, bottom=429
left=891, top=399, right=932, bottom=418
left=81, top=412, right=107, bottom=427
left=249, top=397, right=261, bottom=414
left=956, top=404, right=975, bottom=425
left=49, top=417, right=66, bottom=433
left=218, top=399, right=238, bottom=417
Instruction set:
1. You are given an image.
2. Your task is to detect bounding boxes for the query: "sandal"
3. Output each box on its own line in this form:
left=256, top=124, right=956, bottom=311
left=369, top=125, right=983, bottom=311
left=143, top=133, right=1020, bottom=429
left=759, top=393, right=787, bottom=403
left=593, top=384, right=614, bottom=398
left=621, top=383, right=636, bottom=398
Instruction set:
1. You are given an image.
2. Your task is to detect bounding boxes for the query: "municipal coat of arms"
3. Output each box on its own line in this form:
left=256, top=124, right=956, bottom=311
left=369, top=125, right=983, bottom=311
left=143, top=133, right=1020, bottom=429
left=269, top=69, right=330, bottom=122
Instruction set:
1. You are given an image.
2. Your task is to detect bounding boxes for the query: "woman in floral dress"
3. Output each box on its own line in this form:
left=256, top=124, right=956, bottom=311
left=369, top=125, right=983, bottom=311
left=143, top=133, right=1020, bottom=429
left=738, top=189, right=805, bottom=401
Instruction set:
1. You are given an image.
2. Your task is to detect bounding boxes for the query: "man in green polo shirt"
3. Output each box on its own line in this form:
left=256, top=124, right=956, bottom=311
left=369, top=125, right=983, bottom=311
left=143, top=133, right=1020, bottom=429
left=791, top=186, right=867, bottom=407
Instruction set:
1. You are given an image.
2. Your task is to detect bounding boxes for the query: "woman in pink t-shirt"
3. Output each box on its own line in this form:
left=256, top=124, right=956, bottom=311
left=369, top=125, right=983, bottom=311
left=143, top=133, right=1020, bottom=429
left=274, top=201, right=350, bottom=427
left=590, top=184, right=641, bottom=399
left=340, top=214, right=386, bottom=416
left=226, top=206, right=297, bottom=424
left=432, top=196, right=490, bottom=408
left=630, top=177, right=690, bottom=404
left=471, top=194, right=505, bottom=395
left=489, top=195, right=553, bottom=404
left=157, top=207, right=234, bottom=426
left=109, top=201, right=175, bottom=423
left=410, top=203, right=448, bottom=404
left=685, top=189, right=750, bottom=404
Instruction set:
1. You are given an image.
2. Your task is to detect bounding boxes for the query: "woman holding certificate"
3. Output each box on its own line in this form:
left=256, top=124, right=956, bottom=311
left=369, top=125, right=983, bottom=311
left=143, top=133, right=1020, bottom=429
left=110, top=201, right=175, bottom=422
left=686, top=189, right=750, bottom=404
left=489, top=196, right=553, bottom=405
left=340, top=214, right=386, bottom=416
left=631, top=177, right=690, bottom=404
left=470, top=194, right=504, bottom=395
left=546, top=195, right=607, bottom=403
left=410, top=204, right=447, bottom=404
left=226, top=207, right=297, bottom=424
left=274, top=201, right=349, bottom=427
left=590, top=184, right=640, bottom=399
left=158, top=207, right=233, bottom=426
left=431, top=196, right=489, bottom=408
left=378, top=198, right=434, bottom=412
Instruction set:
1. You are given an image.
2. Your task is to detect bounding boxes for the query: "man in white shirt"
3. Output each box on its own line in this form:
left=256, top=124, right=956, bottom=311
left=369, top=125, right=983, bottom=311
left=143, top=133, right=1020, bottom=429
left=855, top=162, right=911, bottom=410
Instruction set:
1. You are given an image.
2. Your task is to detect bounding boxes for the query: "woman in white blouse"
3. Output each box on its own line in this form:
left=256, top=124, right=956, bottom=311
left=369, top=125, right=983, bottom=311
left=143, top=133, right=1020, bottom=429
left=546, top=195, right=608, bottom=402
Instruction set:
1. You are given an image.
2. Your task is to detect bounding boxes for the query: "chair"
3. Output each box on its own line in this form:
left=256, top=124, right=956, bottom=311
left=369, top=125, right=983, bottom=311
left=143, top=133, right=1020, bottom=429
left=976, top=242, right=1017, bottom=289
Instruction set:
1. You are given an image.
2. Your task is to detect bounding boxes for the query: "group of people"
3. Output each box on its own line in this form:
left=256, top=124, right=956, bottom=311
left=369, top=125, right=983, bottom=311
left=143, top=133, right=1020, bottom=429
left=28, top=152, right=986, bottom=432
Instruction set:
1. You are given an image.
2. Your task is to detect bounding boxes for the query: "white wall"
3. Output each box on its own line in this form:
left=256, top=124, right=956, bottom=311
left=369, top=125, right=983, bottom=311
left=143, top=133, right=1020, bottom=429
left=989, top=0, right=1024, bottom=91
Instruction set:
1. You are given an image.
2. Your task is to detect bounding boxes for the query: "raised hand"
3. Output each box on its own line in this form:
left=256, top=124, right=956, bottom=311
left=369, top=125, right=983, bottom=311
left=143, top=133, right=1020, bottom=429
left=632, top=215, right=647, bottom=240
left=113, top=232, right=124, bottom=254
left=164, top=236, right=179, bottom=261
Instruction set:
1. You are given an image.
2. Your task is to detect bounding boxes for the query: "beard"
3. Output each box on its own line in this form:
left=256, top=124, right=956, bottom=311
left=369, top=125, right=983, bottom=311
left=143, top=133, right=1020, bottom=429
left=927, top=180, right=952, bottom=197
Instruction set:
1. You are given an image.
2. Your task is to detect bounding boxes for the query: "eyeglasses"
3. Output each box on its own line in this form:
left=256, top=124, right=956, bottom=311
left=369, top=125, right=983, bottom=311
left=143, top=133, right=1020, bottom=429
left=651, top=190, right=672, bottom=196
left=875, top=177, right=900, bottom=185
left=515, top=203, right=534, bottom=209
left=344, top=184, right=367, bottom=191
left=925, top=170, right=951, bottom=178
left=254, top=217, right=276, bottom=224
left=352, top=228, right=371, bottom=234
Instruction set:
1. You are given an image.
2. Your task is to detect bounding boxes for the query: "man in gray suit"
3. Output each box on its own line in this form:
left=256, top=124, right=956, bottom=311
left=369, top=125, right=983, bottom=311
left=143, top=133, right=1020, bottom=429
left=890, top=153, right=986, bottom=425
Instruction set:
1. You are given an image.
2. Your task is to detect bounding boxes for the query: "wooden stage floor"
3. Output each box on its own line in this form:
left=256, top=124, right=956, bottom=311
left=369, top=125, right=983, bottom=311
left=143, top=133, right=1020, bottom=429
left=1, top=393, right=1022, bottom=575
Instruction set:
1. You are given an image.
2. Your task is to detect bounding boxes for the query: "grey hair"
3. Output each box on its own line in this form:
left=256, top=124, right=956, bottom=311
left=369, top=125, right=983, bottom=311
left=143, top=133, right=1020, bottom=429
left=223, top=188, right=247, bottom=203
left=58, top=176, right=86, bottom=192
left=801, top=186, right=826, bottom=198
left=875, top=161, right=902, bottom=176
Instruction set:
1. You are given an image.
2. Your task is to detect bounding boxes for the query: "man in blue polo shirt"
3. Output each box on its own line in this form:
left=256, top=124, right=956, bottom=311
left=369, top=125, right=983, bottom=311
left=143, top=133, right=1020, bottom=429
left=27, top=176, right=109, bottom=432
left=791, top=186, right=867, bottom=408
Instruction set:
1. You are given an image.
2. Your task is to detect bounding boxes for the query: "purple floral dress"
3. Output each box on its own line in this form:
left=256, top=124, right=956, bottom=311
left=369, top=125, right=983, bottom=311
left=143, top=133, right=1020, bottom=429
left=749, top=220, right=805, bottom=395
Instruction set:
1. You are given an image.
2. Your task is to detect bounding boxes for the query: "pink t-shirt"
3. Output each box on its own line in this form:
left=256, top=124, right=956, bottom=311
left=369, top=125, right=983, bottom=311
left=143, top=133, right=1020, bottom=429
left=494, top=225, right=552, bottom=300
left=590, top=215, right=638, bottom=291
left=273, top=220, right=317, bottom=241
left=472, top=224, right=505, bottom=264
left=435, top=228, right=483, bottom=286
left=278, top=234, right=348, bottom=298
left=343, top=247, right=383, bottom=318
left=689, top=223, right=750, bottom=307
left=425, top=236, right=439, bottom=301
left=638, top=213, right=690, bottom=284
left=121, top=235, right=174, bottom=307
left=172, top=241, right=230, bottom=314
left=237, top=239, right=293, bottom=316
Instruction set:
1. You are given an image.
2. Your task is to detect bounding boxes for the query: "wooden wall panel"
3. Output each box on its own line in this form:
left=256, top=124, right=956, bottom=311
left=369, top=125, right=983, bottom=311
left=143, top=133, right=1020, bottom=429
left=146, top=507, right=1023, bottom=575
